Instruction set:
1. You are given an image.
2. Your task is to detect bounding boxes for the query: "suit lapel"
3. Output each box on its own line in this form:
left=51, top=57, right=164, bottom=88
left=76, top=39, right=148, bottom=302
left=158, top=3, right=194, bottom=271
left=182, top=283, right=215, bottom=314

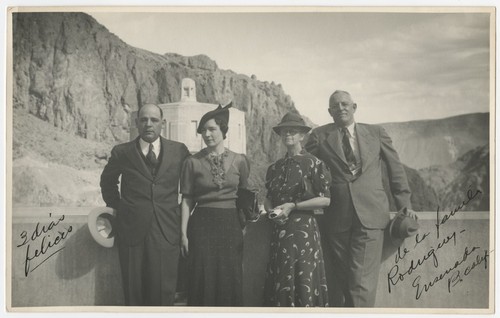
left=356, top=124, right=377, bottom=172
left=326, top=124, right=348, bottom=166
left=125, top=137, right=154, bottom=180
left=155, top=137, right=173, bottom=178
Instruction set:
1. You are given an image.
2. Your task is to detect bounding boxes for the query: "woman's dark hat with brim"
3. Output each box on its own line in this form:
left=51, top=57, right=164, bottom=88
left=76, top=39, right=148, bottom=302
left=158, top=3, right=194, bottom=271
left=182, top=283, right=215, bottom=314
left=197, top=102, right=232, bottom=134
left=272, top=112, right=311, bottom=134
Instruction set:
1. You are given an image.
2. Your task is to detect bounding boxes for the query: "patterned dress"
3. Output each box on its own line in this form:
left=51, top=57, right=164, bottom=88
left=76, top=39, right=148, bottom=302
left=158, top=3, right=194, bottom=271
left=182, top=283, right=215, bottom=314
left=264, top=150, right=331, bottom=307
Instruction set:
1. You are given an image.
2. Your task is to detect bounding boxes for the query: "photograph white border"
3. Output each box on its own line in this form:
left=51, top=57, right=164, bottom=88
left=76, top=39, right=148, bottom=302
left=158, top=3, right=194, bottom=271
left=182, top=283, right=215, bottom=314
left=2, top=2, right=497, bottom=317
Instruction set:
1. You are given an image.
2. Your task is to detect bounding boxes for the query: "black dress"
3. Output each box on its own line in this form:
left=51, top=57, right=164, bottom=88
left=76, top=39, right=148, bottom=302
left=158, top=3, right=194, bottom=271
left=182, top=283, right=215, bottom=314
left=181, top=149, right=249, bottom=306
left=264, top=150, right=331, bottom=307
left=186, top=206, right=244, bottom=305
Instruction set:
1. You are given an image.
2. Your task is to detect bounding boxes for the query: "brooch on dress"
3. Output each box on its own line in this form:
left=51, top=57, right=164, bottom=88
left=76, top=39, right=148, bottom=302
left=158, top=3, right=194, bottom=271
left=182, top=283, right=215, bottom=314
left=206, top=150, right=228, bottom=189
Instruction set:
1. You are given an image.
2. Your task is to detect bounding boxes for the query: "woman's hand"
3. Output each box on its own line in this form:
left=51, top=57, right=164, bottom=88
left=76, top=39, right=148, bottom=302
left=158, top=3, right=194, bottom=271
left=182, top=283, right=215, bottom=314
left=181, top=234, right=189, bottom=258
left=180, top=197, right=194, bottom=258
left=272, top=202, right=296, bottom=225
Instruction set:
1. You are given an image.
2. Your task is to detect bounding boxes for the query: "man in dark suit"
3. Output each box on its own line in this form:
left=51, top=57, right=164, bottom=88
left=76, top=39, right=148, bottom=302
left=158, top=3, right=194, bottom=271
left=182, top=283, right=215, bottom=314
left=305, top=90, right=416, bottom=307
left=100, top=103, right=190, bottom=306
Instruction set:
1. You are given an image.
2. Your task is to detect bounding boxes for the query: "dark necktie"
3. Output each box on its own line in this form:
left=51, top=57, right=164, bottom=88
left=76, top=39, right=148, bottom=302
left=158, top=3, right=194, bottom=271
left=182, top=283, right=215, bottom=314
left=146, top=143, right=158, bottom=168
left=341, top=128, right=357, bottom=168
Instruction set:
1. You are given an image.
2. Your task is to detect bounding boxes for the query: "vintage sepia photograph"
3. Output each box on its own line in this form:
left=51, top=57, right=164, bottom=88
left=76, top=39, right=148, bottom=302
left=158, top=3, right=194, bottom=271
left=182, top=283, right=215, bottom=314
left=5, top=5, right=495, bottom=314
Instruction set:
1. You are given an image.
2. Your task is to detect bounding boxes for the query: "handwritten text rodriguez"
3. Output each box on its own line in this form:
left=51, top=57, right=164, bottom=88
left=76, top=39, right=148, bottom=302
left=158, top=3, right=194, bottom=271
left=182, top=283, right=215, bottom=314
left=386, top=186, right=491, bottom=300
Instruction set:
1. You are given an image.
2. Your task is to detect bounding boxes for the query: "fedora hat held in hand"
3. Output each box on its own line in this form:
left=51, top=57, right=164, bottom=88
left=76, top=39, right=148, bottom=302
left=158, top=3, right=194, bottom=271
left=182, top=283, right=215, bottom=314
left=88, top=207, right=116, bottom=248
left=388, top=207, right=419, bottom=246
left=272, top=112, right=312, bottom=134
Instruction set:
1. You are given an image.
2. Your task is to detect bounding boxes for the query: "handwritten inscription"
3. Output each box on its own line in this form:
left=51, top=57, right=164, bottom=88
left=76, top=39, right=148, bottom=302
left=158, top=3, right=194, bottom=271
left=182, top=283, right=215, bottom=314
left=387, top=230, right=461, bottom=293
left=435, top=186, right=483, bottom=239
left=412, top=246, right=481, bottom=299
left=447, top=249, right=490, bottom=293
left=17, top=214, right=73, bottom=277
left=386, top=185, right=489, bottom=300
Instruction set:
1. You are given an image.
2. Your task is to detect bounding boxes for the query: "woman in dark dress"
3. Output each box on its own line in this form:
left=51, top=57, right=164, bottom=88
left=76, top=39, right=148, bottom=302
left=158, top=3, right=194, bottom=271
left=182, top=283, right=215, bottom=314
left=180, top=103, right=249, bottom=306
left=264, top=112, right=331, bottom=307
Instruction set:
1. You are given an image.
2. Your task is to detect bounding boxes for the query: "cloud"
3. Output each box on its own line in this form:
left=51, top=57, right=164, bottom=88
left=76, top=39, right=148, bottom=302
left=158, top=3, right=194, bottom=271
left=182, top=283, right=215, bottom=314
left=90, top=12, right=491, bottom=125
left=301, top=13, right=491, bottom=124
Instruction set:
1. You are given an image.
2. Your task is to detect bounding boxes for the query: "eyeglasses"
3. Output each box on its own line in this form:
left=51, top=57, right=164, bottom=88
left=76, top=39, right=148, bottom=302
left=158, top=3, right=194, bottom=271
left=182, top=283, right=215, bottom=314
left=280, top=128, right=301, bottom=135
left=329, top=101, right=354, bottom=110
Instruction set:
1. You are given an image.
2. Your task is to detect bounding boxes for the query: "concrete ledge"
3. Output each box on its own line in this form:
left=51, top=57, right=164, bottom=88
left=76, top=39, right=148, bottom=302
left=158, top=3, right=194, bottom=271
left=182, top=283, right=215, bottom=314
left=10, top=207, right=490, bottom=308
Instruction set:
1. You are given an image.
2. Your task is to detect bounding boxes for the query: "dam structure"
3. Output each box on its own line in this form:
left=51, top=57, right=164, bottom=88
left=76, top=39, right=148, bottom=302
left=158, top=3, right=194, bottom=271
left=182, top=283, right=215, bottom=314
left=130, top=78, right=246, bottom=154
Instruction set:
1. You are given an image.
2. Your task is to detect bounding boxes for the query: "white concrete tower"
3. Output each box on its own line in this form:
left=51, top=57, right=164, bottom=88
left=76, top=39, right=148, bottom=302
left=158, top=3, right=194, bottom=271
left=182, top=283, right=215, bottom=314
left=130, top=78, right=246, bottom=154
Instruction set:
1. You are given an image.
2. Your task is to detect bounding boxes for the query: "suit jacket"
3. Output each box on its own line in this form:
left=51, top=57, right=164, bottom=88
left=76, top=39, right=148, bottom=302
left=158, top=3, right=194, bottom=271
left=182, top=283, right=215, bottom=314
left=305, top=122, right=411, bottom=232
left=100, top=136, right=190, bottom=246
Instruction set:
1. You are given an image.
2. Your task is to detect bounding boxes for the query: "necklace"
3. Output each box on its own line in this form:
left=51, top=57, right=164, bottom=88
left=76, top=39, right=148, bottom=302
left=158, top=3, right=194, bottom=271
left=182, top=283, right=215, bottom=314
left=206, top=149, right=228, bottom=189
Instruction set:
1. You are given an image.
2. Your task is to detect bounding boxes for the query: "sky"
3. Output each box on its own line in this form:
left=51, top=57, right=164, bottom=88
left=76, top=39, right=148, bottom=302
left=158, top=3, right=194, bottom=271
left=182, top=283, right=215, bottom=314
left=89, top=10, right=491, bottom=125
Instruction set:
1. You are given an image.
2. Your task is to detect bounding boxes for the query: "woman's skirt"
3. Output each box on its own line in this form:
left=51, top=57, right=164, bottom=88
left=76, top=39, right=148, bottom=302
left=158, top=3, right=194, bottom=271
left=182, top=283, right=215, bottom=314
left=187, top=206, right=244, bottom=306
left=264, top=212, right=329, bottom=307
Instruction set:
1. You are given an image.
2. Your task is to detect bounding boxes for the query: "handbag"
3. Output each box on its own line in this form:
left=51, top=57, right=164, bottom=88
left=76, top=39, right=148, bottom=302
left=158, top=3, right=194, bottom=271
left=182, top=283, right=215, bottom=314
left=236, top=188, right=261, bottom=224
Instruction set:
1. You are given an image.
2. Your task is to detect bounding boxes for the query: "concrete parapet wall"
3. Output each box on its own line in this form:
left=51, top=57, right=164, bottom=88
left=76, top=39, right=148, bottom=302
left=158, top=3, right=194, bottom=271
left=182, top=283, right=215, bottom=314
left=11, top=210, right=124, bottom=307
left=10, top=208, right=490, bottom=308
left=375, top=212, right=490, bottom=308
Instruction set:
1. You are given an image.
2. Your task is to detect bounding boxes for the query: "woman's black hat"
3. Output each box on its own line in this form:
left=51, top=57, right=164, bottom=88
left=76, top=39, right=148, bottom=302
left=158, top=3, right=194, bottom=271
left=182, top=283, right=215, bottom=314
left=272, top=112, right=311, bottom=134
left=197, top=102, right=232, bottom=134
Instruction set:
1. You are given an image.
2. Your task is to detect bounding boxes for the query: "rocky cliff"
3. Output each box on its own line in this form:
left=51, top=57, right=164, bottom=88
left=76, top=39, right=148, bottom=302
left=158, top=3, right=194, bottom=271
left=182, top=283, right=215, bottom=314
left=381, top=113, right=489, bottom=169
left=12, top=12, right=488, bottom=212
left=419, top=145, right=489, bottom=211
left=13, top=12, right=297, bottom=166
left=13, top=12, right=304, bottom=205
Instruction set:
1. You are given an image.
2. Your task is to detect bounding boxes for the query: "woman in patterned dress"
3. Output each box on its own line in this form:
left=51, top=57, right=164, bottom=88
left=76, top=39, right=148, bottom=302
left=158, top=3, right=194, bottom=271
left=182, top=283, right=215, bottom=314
left=264, top=112, right=332, bottom=307
left=180, top=103, right=249, bottom=306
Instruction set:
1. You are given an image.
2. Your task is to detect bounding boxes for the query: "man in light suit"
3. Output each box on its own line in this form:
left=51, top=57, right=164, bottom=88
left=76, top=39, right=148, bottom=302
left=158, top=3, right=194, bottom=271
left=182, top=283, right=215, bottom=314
left=100, top=103, right=190, bottom=306
left=305, top=90, right=416, bottom=307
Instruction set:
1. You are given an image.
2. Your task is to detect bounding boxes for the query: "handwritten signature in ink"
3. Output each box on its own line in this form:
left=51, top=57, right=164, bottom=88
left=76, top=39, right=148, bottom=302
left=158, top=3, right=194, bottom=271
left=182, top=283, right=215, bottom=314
left=435, top=186, right=483, bottom=239
left=16, top=213, right=73, bottom=277
left=386, top=185, right=488, bottom=300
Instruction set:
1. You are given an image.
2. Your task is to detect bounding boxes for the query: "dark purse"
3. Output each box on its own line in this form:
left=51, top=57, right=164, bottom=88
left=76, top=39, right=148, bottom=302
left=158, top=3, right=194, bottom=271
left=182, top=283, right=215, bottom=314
left=236, top=188, right=261, bottom=225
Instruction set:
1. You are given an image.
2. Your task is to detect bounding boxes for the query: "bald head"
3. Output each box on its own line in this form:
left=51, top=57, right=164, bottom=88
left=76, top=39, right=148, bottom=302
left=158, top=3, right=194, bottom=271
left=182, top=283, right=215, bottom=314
left=139, top=103, right=163, bottom=119
left=136, top=103, right=165, bottom=143
left=329, top=90, right=353, bottom=104
left=328, top=90, right=357, bottom=127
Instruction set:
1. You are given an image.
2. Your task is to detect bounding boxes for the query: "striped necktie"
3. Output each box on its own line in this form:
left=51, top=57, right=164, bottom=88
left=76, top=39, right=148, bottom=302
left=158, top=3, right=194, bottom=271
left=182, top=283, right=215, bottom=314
left=341, top=128, right=357, bottom=169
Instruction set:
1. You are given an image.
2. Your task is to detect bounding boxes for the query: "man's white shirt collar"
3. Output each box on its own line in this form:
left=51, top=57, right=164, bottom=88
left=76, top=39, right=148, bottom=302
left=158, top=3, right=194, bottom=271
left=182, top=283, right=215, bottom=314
left=343, top=122, right=356, bottom=137
left=139, top=137, right=161, bottom=157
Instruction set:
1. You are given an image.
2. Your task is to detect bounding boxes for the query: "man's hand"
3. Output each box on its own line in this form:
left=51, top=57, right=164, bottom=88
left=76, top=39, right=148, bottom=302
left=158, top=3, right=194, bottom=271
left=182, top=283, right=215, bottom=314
left=180, top=235, right=189, bottom=258
left=406, top=208, right=418, bottom=220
